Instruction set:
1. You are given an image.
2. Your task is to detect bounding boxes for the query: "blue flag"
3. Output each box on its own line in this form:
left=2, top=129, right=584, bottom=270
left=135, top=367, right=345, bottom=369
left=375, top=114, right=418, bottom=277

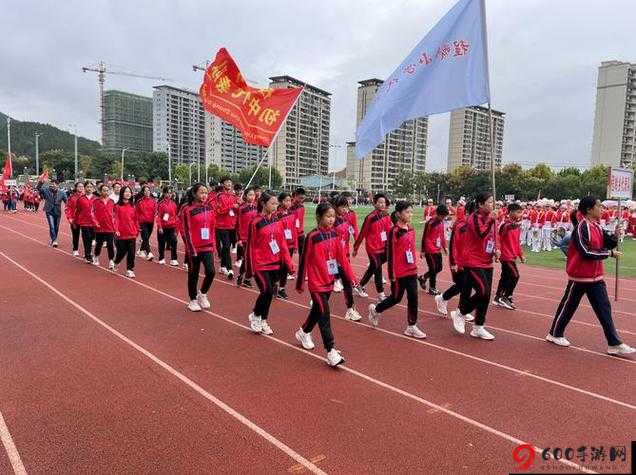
left=355, top=0, right=490, bottom=159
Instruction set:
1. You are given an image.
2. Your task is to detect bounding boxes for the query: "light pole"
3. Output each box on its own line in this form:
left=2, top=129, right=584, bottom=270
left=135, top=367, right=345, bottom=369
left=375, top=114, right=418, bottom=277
left=69, top=124, right=78, bottom=179
left=35, top=132, right=41, bottom=175
left=6, top=117, right=11, bottom=159
left=167, top=144, right=172, bottom=184
left=188, top=162, right=196, bottom=185
left=120, top=148, right=129, bottom=180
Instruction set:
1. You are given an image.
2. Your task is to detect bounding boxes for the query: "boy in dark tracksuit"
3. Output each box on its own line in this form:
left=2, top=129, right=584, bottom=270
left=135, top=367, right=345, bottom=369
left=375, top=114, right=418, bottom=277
left=493, top=203, right=525, bottom=310
left=418, top=205, right=449, bottom=295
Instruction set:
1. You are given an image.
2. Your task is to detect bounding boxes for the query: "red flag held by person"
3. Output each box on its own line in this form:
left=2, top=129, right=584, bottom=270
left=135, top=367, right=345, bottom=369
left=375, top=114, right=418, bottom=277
left=2, top=152, right=12, bottom=179
left=199, top=48, right=303, bottom=147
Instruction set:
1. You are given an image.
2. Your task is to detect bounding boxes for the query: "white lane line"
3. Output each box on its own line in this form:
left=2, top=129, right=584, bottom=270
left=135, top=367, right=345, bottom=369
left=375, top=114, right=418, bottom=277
left=0, top=252, right=326, bottom=475
left=0, top=410, right=26, bottom=475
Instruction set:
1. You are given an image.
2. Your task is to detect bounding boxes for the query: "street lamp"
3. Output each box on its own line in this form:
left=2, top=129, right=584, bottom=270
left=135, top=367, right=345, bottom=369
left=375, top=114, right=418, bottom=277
left=120, top=148, right=129, bottom=180
left=188, top=162, right=196, bottom=185
left=69, top=124, right=78, bottom=179
left=35, top=132, right=41, bottom=175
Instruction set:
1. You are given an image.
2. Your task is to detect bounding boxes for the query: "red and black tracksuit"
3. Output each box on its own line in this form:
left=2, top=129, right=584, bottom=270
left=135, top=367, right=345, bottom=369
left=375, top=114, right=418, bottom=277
left=549, top=215, right=622, bottom=346
left=289, top=202, right=306, bottom=259
left=495, top=218, right=524, bottom=300
left=276, top=208, right=298, bottom=289
left=113, top=203, right=139, bottom=271
left=458, top=210, right=498, bottom=325
left=156, top=198, right=178, bottom=262
left=215, top=191, right=238, bottom=270
left=246, top=213, right=294, bottom=320
left=419, top=217, right=446, bottom=290
left=441, top=217, right=468, bottom=302
left=375, top=224, right=419, bottom=325
left=74, top=194, right=97, bottom=261
left=236, top=202, right=258, bottom=282
left=296, top=226, right=356, bottom=351
left=136, top=196, right=157, bottom=255
left=93, top=197, right=115, bottom=261
left=181, top=202, right=216, bottom=300
left=354, top=209, right=393, bottom=293
left=334, top=215, right=356, bottom=309
left=65, top=194, right=81, bottom=251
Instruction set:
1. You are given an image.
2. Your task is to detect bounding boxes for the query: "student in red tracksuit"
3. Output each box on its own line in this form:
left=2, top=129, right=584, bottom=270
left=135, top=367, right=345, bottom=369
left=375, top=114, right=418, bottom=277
left=547, top=196, right=634, bottom=355
left=333, top=195, right=362, bottom=321
left=74, top=181, right=97, bottom=263
left=236, top=187, right=257, bottom=289
left=135, top=185, right=157, bottom=260
left=341, top=191, right=359, bottom=241
left=295, top=202, right=357, bottom=366
left=181, top=183, right=217, bottom=312
left=92, top=183, right=116, bottom=268
left=216, top=177, right=238, bottom=279
left=275, top=192, right=297, bottom=299
left=113, top=185, right=139, bottom=278
left=156, top=187, right=179, bottom=266
left=418, top=205, right=449, bottom=295
left=246, top=192, right=295, bottom=335
left=450, top=191, right=500, bottom=340
left=289, top=187, right=306, bottom=261
left=353, top=193, right=393, bottom=301
left=493, top=203, right=526, bottom=309
left=66, top=182, right=84, bottom=256
left=368, top=201, right=427, bottom=339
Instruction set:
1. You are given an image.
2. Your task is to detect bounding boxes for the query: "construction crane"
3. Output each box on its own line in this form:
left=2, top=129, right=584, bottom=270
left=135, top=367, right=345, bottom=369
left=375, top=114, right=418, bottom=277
left=82, top=61, right=171, bottom=145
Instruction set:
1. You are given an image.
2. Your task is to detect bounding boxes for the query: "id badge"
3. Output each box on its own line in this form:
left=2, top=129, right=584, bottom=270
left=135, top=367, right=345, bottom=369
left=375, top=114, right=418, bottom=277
left=435, top=237, right=441, bottom=248
left=269, top=239, right=280, bottom=255
left=295, top=218, right=300, bottom=229
left=229, top=209, right=235, bottom=217
left=348, top=225, right=354, bottom=236
left=201, top=227, right=210, bottom=240
left=327, top=258, right=338, bottom=275
left=380, top=231, right=387, bottom=242
left=485, top=239, right=494, bottom=254
left=405, top=250, right=414, bottom=264
left=284, top=229, right=292, bottom=240
left=162, top=213, right=169, bottom=222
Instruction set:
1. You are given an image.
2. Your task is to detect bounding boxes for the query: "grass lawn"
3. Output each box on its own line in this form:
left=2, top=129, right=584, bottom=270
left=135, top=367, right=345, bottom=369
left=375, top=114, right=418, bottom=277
left=303, top=203, right=636, bottom=278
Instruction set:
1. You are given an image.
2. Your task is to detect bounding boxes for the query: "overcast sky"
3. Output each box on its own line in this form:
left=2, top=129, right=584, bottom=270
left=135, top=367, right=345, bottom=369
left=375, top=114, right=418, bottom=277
left=1, top=0, right=633, bottom=172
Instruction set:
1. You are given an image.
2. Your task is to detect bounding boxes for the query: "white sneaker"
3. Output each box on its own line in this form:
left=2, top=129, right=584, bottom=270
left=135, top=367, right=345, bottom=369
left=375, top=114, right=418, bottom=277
left=248, top=313, right=262, bottom=333
left=197, top=292, right=211, bottom=309
left=52, top=240, right=59, bottom=248
left=231, top=246, right=237, bottom=255
left=377, top=292, right=387, bottom=303
left=464, top=313, right=475, bottom=322
left=353, top=286, right=368, bottom=298
left=404, top=325, right=427, bottom=339
left=261, top=320, right=273, bottom=335
left=368, top=304, right=381, bottom=327
left=187, top=300, right=202, bottom=312
left=138, top=250, right=147, bottom=259
left=125, top=270, right=136, bottom=279
left=295, top=328, right=315, bottom=350
left=72, top=250, right=80, bottom=257
left=434, top=294, right=448, bottom=316
left=219, top=266, right=229, bottom=276
left=326, top=348, right=345, bottom=366
left=382, top=277, right=387, bottom=284
left=234, top=259, right=243, bottom=269
left=287, top=273, right=296, bottom=281
left=92, top=256, right=99, bottom=266
left=108, top=260, right=115, bottom=270
left=607, top=343, right=636, bottom=355
left=333, top=279, right=344, bottom=293
left=345, top=308, right=362, bottom=322
left=227, top=270, right=234, bottom=280
left=146, top=252, right=154, bottom=261
left=158, top=259, right=166, bottom=265
left=170, top=260, right=179, bottom=266
left=451, top=310, right=465, bottom=335
left=546, top=334, right=571, bottom=347
left=470, top=325, right=495, bottom=340
left=183, top=263, right=189, bottom=271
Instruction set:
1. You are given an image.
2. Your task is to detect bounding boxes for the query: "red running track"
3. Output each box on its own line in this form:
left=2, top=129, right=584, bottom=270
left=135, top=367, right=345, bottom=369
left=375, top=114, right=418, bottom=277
left=0, top=211, right=634, bottom=474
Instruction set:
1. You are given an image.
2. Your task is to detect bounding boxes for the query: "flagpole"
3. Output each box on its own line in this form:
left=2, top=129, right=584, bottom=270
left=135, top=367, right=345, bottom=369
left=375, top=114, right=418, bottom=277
left=480, top=0, right=496, bottom=199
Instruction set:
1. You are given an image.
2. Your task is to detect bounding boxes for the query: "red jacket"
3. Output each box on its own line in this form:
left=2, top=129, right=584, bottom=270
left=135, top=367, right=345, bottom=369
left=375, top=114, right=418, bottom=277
left=387, top=224, right=418, bottom=280
left=334, top=215, right=353, bottom=256
left=566, top=215, right=617, bottom=282
left=237, top=202, right=258, bottom=242
left=65, top=194, right=79, bottom=222
left=276, top=208, right=298, bottom=250
left=461, top=210, right=497, bottom=269
left=498, top=219, right=523, bottom=262
left=421, top=217, right=446, bottom=254
left=345, top=210, right=359, bottom=241
left=529, top=209, right=538, bottom=226
left=544, top=210, right=555, bottom=226
left=448, top=217, right=467, bottom=268
left=296, top=226, right=355, bottom=293
left=353, top=209, right=392, bottom=256
left=215, top=191, right=238, bottom=230
left=289, top=202, right=305, bottom=235
left=114, top=203, right=139, bottom=240
left=456, top=205, right=466, bottom=222
left=245, top=213, right=294, bottom=277
left=181, top=203, right=216, bottom=255
left=423, top=205, right=436, bottom=221
left=537, top=210, right=546, bottom=226
left=156, top=198, right=178, bottom=229
left=93, top=197, right=115, bottom=233
left=74, top=195, right=97, bottom=227
left=135, top=196, right=157, bottom=224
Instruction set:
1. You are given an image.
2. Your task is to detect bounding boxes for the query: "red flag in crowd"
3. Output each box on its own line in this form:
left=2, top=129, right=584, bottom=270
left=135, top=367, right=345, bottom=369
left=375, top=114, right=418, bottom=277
left=2, top=152, right=12, bottom=179
left=199, top=48, right=303, bottom=147
left=38, top=169, right=49, bottom=182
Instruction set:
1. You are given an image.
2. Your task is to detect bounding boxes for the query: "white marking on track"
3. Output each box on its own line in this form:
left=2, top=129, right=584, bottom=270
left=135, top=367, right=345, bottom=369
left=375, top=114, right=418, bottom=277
left=0, top=410, right=27, bottom=475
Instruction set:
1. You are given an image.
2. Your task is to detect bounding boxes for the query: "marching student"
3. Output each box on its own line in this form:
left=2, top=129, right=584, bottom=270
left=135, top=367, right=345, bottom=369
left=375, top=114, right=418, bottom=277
left=547, top=196, right=635, bottom=355
left=353, top=193, right=393, bottom=301
left=543, top=204, right=555, bottom=251
left=109, top=182, right=122, bottom=203
left=92, top=183, right=116, bottom=269
left=418, top=204, right=449, bottom=295
left=368, top=201, right=427, bottom=339
left=135, top=184, right=157, bottom=260
left=181, top=183, right=216, bottom=312
left=36, top=176, right=67, bottom=247
left=275, top=192, right=297, bottom=299
left=422, top=198, right=436, bottom=223
left=245, top=192, right=295, bottom=335
left=529, top=204, right=540, bottom=251
left=333, top=195, right=363, bottom=321
left=493, top=203, right=525, bottom=309
left=74, top=181, right=97, bottom=264
left=289, top=187, right=306, bottom=261
left=65, top=182, right=83, bottom=256
left=295, top=202, right=356, bottom=366
left=113, top=185, right=139, bottom=278
left=216, top=177, right=239, bottom=280
left=156, top=186, right=179, bottom=266
left=341, top=191, right=359, bottom=242
left=451, top=191, right=500, bottom=340
left=235, top=187, right=258, bottom=288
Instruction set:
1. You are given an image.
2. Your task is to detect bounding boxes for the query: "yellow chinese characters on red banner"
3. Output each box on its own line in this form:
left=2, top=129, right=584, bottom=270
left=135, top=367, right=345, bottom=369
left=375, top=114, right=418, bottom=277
left=199, top=48, right=303, bottom=147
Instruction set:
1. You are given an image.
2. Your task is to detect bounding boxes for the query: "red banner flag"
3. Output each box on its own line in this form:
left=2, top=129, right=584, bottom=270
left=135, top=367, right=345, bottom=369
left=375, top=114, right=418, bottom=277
left=2, top=152, right=12, bottom=179
left=199, top=48, right=303, bottom=147
left=38, top=169, right=49, bottom=182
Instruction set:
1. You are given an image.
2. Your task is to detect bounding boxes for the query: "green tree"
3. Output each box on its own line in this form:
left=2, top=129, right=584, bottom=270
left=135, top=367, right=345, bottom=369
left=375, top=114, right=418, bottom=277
left=41, top=150, right=75, bottom=182
left=237, top=165, right=282, bottom=189
left=173, top=164, right=190, bottom=188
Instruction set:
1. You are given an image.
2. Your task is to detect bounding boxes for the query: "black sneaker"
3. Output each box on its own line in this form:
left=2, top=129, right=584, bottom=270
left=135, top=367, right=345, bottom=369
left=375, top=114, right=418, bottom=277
left=236, top=274, right=243, bottom=287
left=277, top=289, right=289, bottom=300
left=427, top=288, right=441, bottom=296
left=243, top=279, right=253, bottom=289
left=505, top=296, right=517, bottom=309
left=417, top=275, right=427, bottom=290
left=494, top=296, right=513, bottom=310
left=227, top=270, right=234, bottom=281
